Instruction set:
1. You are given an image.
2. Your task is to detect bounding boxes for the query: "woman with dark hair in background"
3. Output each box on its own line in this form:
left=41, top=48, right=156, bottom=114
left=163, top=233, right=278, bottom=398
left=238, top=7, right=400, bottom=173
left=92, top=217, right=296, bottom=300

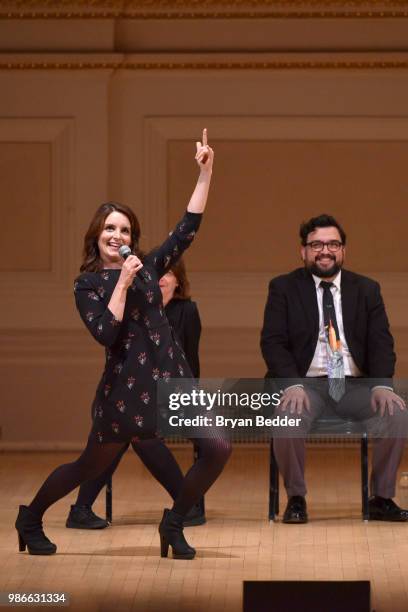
left=65, top=257, right=206, bottom=530
left=15, top=130, right=231, bottom=559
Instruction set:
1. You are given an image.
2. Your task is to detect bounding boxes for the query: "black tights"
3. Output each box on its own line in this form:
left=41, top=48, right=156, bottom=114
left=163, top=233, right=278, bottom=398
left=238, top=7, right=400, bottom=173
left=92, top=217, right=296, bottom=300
left=172, top=437, right=231, bottom=515
left=76, top=438, right=184, bottom=507
left=28, top=436, right=231, bottom=519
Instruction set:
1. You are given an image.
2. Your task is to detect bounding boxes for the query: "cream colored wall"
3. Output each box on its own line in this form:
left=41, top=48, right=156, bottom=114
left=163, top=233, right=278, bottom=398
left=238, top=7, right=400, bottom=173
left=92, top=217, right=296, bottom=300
left=0, top=3, right=408, bottom=447
left=0, top=143, right=51, bottom=271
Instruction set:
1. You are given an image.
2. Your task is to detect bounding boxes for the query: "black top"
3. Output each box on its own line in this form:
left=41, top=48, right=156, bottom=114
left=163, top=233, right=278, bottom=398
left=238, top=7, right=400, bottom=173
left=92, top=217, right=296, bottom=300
left=74, top=210, right=202, bottom=443
left=260, top=267, right=396, bottom=385
left=165, top=298, right=201, bottom=379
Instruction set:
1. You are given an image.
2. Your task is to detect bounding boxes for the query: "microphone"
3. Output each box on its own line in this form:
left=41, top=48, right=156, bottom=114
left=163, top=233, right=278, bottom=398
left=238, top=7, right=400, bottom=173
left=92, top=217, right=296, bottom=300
left=119, top=245, right=151, bottom=284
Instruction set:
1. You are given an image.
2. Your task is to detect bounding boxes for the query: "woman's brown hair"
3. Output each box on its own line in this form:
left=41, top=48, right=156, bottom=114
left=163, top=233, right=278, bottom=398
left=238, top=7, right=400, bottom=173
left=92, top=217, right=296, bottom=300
left=80, top=202, right=141, bottom=273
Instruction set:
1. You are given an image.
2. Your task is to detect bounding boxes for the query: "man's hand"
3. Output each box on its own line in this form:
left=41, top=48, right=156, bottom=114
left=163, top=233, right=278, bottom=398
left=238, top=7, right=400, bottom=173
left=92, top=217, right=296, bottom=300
left=280, top=386, right=311, bottom=415
left=371, top=388, right=406, bottom=417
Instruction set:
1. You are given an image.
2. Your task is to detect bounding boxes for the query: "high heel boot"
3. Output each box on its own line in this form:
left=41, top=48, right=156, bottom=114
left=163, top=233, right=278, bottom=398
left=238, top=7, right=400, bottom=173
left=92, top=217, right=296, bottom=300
left=15, top=505, right=57, bottom=555
left=159, top=508, right=196, bottom=560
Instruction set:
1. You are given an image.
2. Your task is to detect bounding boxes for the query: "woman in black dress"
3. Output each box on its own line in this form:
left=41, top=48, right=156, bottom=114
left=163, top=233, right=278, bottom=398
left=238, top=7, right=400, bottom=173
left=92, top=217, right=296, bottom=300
left=16, top=130, right=231, bottom=559
left=65, top=257, right=205, bottom=529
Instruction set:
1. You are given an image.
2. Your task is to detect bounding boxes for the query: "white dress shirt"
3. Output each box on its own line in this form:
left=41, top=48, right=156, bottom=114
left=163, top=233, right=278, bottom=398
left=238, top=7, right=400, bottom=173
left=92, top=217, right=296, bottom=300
left=307, top=271, right=362, bottom=377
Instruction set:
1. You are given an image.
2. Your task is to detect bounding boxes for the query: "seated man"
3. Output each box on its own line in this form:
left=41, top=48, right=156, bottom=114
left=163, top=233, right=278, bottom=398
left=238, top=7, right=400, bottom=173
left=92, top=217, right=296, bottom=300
left=260, top=214, right=407, bottom=523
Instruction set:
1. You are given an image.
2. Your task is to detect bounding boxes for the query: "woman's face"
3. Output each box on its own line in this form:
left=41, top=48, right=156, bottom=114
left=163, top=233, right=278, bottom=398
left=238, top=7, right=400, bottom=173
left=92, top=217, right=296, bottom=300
left=159, top=270, right=179, bottom=305
left=98, top=211, right=131, bottom=268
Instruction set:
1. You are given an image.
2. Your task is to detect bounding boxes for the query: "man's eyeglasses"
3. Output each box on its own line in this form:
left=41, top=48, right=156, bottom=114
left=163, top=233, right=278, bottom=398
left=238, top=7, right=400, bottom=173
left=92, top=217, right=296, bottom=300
left=305, top=240, right=343, bottom=252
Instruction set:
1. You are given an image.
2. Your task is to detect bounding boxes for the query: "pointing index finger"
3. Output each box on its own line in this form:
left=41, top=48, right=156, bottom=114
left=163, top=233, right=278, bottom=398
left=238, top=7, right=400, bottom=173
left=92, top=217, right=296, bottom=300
left=202, top=128, right=208, bottom=146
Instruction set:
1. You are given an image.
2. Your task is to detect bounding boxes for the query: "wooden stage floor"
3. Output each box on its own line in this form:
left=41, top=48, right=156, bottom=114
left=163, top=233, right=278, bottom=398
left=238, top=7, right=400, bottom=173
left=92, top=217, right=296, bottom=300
left=1, top=445, right=408, bottom=611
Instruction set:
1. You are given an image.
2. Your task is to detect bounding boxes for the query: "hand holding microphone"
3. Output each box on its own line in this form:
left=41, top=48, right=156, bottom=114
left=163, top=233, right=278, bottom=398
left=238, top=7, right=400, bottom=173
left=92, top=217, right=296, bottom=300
left=118, top=245, right=151, bottom=287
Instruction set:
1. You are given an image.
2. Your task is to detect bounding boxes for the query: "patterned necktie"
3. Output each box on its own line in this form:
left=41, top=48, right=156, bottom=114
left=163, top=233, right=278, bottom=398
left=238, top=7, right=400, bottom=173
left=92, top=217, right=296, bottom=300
left=320, top=281, right=340, bottom=340
left=320, top=281, right=345, bottom=401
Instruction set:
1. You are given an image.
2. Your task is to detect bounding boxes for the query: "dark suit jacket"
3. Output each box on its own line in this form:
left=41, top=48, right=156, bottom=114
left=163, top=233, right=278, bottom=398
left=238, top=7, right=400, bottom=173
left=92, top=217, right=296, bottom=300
left=260, top=268, right=396, bottom=383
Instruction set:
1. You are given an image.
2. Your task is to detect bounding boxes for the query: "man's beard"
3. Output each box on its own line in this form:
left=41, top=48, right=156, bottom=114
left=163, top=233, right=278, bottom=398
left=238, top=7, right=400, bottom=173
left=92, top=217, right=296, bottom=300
left=306, top=256, right=342, bottom=278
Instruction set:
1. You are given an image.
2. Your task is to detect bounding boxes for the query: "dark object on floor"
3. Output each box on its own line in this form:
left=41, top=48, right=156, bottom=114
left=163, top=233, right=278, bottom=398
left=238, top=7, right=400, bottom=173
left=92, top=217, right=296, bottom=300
left=243, top=580, right=371, bottom=612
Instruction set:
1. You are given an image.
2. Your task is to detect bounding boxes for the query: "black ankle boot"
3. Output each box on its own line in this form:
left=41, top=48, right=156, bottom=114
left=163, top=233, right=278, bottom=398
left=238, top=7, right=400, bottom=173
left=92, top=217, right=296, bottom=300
left=66, top=505, right=108, bottom=530
left=159, top=508, right=196, bottom=560
left=183, top=503, right=206, bottom=527
left=15, top=505, right=56, bottom=555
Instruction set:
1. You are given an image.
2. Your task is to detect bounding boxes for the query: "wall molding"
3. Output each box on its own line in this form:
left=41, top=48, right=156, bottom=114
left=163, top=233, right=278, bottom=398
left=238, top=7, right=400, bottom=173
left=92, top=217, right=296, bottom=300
left=1, top=0, right=408, bottom=19
left=188, top=272, right=408, bottom=327
left=143, top=114, right=408, bottom=282
left=0, top=273, right=406, bottom=339
left=0, top=117, right=75, bottom=297
left=2, top=53, right=408, bottom=70
left=142, top=116, right=408, bottom=327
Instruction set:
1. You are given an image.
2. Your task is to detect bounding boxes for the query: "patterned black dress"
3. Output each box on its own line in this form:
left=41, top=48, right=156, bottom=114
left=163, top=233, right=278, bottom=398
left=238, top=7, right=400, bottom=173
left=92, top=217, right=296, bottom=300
left=74, top=211, right=202, bottom=443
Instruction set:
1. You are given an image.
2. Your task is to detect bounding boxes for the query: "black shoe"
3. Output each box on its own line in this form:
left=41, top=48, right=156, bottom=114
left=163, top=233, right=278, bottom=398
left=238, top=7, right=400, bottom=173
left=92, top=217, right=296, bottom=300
left=15, top=505, right=57, bottom=555
left=66, top=505, right=109, bottom=530
left=159, top=508, right=196, bottom=560
left=283, top=496, right=308, bottom=524
left=183, top=504, right=206, bottom=527
left=368, top=496, right=408, bottom=522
